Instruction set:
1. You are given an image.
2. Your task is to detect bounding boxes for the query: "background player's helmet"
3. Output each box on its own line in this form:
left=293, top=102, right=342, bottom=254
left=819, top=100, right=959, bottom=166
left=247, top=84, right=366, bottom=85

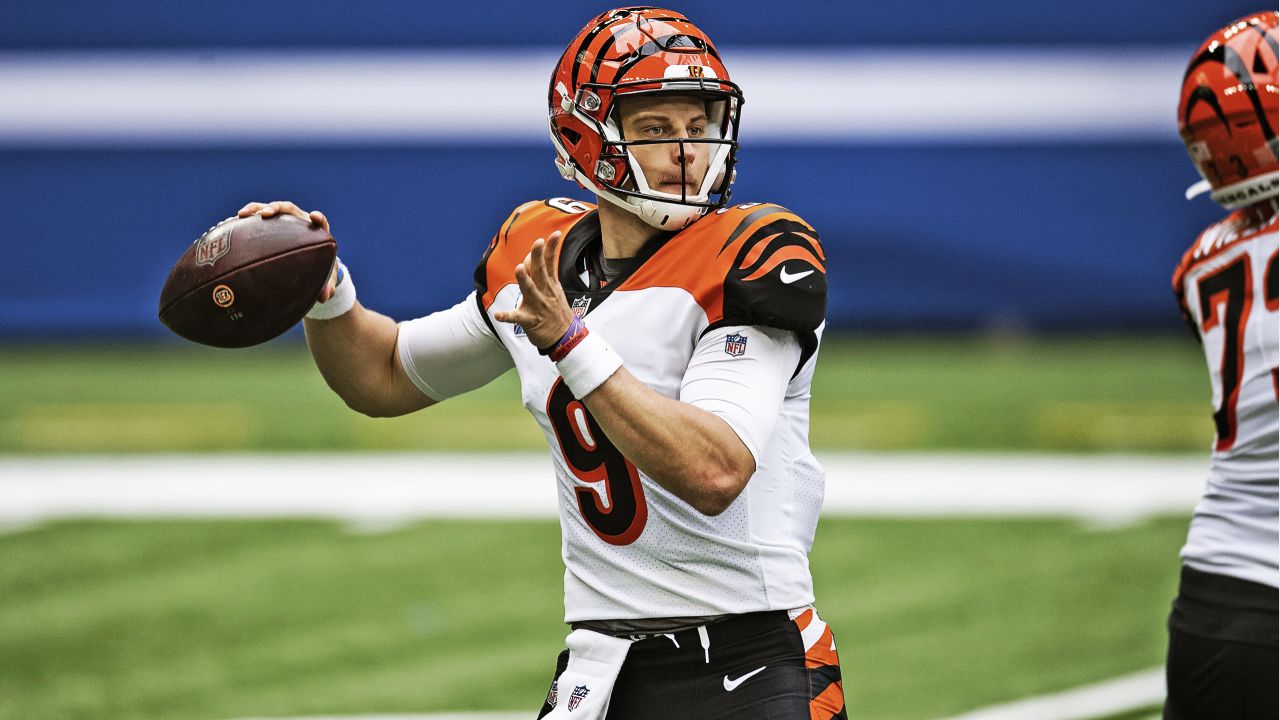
left=549, top=7, right=743, bottom=231
left=1178, top=11, right=1279, bottom=209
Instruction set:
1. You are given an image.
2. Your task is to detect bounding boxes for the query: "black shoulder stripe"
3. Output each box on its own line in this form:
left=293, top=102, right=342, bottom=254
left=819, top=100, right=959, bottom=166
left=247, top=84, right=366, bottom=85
left=716, top=205, right=786, bottom=255
left=730, top=219, right=823, bottom=274
left=501, top=205, right=527, bottom=242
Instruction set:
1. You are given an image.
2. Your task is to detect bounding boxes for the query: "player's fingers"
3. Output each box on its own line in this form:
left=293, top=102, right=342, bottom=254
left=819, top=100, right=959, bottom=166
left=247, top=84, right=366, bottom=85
left=259, top=201, right=309, bottom=222
left=528, top=238, right=549, bottom=288
left=521, top=248, right=546, bottom=294
left=493, top=296, right=529, bottom=325
left=236, top=202, right=266, bottom=217
left=309, top=210, right=330, bottom=231
left=543, top=231, right=563, bottom=287
left=513, top=263, right=535, bottom=297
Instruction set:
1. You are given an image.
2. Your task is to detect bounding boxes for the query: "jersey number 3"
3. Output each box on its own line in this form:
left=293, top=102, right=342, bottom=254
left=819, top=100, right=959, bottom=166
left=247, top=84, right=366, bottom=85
left=546, top=379, right=648, bottom=545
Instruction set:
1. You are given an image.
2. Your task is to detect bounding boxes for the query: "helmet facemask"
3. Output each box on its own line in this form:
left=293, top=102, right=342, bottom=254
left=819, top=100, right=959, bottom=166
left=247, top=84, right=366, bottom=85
left=553, top=79, right=742, bottom=231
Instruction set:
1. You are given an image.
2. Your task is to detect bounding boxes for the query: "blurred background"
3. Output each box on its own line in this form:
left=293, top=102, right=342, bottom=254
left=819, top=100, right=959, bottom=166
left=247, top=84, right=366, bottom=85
left=0, top=1, right=1263, bottom=719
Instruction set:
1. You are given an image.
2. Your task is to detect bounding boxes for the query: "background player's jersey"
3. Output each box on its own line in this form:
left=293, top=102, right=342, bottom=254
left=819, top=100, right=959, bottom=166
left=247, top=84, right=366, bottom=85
left=473, top=198, right=828, bottom=622
left=1172, top=205, right=1279, bottom=588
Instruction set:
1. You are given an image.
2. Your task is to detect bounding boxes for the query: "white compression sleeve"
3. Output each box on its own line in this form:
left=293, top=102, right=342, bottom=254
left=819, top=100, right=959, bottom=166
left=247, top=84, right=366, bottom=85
left=678, top=325, right=801, bottom=464
left=397, top=292, right=514, bottom=401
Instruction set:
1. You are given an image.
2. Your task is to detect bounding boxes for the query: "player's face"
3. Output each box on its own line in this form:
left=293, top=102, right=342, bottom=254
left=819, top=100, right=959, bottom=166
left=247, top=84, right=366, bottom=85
left=616, top=95, right=712, bottom=197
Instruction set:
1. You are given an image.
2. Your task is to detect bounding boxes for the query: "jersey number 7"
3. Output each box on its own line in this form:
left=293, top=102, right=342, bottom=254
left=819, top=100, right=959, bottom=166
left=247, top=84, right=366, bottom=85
left=546, top=379, right=648, bottom=545
left=1196, top=251, right=1279, bottom=451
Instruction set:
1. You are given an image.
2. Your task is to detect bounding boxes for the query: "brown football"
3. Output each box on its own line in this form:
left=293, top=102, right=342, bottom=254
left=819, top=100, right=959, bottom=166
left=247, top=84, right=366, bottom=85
left=158, top=214, right=336, bottom=348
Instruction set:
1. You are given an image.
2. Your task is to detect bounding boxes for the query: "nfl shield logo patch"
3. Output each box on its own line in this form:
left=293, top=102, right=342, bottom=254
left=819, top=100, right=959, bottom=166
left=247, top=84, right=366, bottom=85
left=724, top=332, right=748, bottom=357
left=545, top=680, right=557, bottom=707
left=195, top=226, right=232, bottom=268
left=568, top=684, right=590, bottom=711
left=571, top=296, right=592, bottom=319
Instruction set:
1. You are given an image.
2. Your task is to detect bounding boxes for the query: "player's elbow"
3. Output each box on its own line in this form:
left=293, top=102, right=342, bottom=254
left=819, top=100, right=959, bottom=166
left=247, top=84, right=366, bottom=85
left=344, top=396, right=399, bottom=418
left=690, top=458, right=755, bottom=517
left=334, top=382, right=431, bottom=418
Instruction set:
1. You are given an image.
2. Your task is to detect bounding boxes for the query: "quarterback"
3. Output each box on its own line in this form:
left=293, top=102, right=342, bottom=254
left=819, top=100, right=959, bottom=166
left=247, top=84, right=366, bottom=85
left=239, top=7, right=844, bottom=719
left=1165, top=10, right=1278, bottom=719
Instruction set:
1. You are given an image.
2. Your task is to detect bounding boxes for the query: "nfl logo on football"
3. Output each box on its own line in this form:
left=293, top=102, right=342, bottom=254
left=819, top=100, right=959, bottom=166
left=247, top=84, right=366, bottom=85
left=568, top=684, right=590, bottom=711
left=195, top=228, right=231, bottom=268
left=724, top=332, right=748, bottom=357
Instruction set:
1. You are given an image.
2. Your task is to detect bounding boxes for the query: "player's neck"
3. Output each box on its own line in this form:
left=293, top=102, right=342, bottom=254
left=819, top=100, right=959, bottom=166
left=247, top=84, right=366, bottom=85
left=596, top=200, right=666, bottom=260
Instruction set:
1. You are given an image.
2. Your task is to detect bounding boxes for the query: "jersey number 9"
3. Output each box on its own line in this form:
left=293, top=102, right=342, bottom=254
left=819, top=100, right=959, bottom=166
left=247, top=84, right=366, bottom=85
left=546, top=379, right=648, bottom=545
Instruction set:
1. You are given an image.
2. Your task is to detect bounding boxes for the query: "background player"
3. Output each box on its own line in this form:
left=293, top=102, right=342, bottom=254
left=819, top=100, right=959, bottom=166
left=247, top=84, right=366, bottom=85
left=1165, top=10, right=1279, bottom=718
left=238, top=7, right=844, bottom=719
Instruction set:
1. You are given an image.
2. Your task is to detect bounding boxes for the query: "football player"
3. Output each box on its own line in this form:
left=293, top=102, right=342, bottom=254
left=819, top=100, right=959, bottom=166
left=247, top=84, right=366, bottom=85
left=1165, top=10, right=1278, bottom=719
left=238, top=7, right=844, bottom=719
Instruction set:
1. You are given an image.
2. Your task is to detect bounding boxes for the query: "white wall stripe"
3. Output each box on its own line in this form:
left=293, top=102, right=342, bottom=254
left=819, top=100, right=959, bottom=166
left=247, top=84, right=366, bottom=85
left=0, top=48, right=1187, bottom=146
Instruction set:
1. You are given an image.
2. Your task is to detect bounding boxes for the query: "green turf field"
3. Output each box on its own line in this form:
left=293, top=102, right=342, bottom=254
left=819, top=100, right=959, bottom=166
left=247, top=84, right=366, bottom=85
left=0, top=334, right=1206, bottom=719
left=0, top=516, right=1186, bottom=720
left=0, top=334, right=1211, bottom=453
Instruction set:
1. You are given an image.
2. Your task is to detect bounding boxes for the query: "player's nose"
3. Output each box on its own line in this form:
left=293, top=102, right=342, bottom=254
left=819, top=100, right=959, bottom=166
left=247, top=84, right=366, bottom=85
left=670, top=134, right=699, bottom=167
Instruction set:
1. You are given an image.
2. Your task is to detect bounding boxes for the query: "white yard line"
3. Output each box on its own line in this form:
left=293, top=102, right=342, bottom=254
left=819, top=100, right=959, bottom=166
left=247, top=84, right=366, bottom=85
left=936, top=667, right=1164, bottom=720
left=234, top=716, right=526, bottom=720
left=0, top=452, right=1205, bottom=528
left=234, top=716, right=527, bottom=720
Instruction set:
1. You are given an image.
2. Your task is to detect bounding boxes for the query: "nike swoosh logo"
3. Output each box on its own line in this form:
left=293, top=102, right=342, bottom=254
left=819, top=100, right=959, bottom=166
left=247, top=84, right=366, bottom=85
left=723, top=666, right=767, bottom=691
left=779, top=267, right=814, bottom=284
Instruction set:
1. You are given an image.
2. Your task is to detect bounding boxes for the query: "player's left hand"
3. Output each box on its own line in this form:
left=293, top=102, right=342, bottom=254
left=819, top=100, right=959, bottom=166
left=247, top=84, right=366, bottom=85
left=493, top=231, right=574, bottom=349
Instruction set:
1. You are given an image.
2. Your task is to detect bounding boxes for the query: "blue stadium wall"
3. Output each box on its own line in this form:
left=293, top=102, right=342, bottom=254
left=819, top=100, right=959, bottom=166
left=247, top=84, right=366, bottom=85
left=0, top=1, right=1259, bottom=339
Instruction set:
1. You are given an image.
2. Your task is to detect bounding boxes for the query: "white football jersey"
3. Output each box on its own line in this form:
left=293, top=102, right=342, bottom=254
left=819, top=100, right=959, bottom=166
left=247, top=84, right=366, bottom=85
left=400, top=199, right=830, bottom=621
left=1172, top=205, right=1279, bottom=588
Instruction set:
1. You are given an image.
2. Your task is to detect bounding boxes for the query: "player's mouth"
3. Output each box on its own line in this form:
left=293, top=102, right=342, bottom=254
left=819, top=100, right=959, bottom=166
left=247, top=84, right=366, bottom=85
left=654, top=178, right=700, bottom=195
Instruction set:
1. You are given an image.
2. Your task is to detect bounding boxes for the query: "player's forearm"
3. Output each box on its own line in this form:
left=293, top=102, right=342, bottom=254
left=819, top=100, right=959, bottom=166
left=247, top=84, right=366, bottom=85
left=303, top=303, right=433, bottom=417
left=582, top=368, right=755, bottom=516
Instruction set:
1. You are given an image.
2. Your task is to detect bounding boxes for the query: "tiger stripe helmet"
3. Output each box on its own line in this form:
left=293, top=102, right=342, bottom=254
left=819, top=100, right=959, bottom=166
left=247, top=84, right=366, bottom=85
left=1178, top=11, right=1279, bottom=209
left=549, top=7, right=744, bottom=231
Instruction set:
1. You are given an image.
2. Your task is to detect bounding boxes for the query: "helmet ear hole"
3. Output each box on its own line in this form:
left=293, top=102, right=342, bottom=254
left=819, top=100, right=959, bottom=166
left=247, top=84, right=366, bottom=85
left=559, top=127, right=582, bottom=148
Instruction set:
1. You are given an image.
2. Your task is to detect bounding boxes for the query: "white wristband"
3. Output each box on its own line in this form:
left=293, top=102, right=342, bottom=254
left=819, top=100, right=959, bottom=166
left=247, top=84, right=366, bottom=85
left=555, top=330, right=623, bottom=398
left=305, top=261, right=356, bottom=320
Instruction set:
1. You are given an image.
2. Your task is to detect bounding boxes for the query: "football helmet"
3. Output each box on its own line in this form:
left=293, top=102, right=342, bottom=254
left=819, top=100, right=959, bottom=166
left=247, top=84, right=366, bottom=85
left=1178, top=11, right=1279, bottom=209
left=549, top=7, right=744, bottom=231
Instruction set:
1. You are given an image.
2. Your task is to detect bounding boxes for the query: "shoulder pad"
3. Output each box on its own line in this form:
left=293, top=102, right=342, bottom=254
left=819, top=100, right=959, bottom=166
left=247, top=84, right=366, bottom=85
left=474, top=198, right=598, bottom=310
left=710, top=204, right=827, bottom=333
